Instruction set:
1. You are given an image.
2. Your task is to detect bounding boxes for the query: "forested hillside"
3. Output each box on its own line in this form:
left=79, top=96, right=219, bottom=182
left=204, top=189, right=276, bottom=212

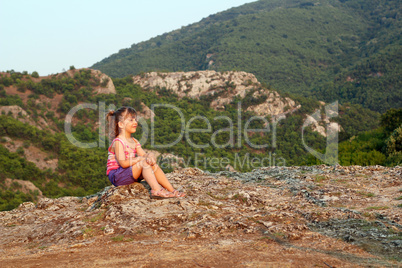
left=1, top=69, right=399, bottom=211
left=92, top=0, right=401, bottom=113
left=0, top=69, right=115, bottom=210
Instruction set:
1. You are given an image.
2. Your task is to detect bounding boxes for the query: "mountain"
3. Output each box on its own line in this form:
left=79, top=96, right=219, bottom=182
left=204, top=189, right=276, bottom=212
left=91, top=0, right=401, bottom=113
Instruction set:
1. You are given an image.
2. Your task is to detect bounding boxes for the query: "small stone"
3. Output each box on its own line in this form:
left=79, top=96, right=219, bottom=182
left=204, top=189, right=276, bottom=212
left=103, top=225, right=114, bottom=235
left=262, top=221, right=274, bottom=228
left=186, top=232, right=198, bottom=239
left=18, top=202, right=35, bottom=211
left=70, top=243, right=86, bottom=248
left=36, top=198, right=54, bottom=209
left=87, top=196, right=98, bottom=206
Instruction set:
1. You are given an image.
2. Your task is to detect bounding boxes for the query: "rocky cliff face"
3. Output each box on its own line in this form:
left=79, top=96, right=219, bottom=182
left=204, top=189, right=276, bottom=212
left=1, top=166, right=401, bottom=267
left=90, top=70, right=116, bottom=95
left=133, top=71, right=298, bottom=117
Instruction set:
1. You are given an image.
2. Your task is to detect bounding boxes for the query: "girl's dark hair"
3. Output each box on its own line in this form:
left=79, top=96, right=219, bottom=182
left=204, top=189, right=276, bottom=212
left=106, top=106, right=137, bottom=139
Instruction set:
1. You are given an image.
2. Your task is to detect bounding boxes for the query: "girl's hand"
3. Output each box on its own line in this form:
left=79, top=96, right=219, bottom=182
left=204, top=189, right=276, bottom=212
left=145, top=153, right=156, bottom=166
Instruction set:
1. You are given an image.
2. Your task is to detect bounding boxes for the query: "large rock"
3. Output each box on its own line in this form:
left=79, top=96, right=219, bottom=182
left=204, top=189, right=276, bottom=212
left=0, top=166, right=401, bottom=265
left=91, top=70, right=116, bottom=94
left=133, top=71, right=299, bottom=116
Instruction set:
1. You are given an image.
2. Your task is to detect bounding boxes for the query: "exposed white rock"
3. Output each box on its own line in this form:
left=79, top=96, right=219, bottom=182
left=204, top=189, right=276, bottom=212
left=305, top=113, right=341, bottom=137
left=91, top=70, right=116, bottom=94
left=133, top=71, right=299, bottom=116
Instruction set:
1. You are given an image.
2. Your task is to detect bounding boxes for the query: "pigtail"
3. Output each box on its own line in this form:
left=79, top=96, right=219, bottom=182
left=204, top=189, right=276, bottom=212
left=106, top=110, right=115, bottom=122
left=106, top=110, right=118, bottom=140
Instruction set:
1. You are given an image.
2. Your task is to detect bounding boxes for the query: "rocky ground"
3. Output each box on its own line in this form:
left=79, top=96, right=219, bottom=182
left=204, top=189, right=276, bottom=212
left=0, top=165, right=401, bottom=267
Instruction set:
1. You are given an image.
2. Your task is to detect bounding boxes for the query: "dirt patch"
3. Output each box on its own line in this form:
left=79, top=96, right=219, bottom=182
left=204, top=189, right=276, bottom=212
left=4, top=86, right=33, bottom=103
left=0, top=233, right=388, bottom=268
left=1, top=138, right=58, bottom=170
left=4, top=178, right=43, bottom=197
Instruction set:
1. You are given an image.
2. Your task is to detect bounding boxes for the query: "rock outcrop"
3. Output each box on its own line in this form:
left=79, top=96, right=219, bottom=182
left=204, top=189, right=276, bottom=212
left=91, top=70, right=116, bottom=95
left=0, top=165, right=401, bottom=266
left=305, top=114, right=341, bottom=137
left=0, top=105, right=41, bottom=129
left=133, top=71, right=298, bottom=116
left=304, top=104, right=342, bottom=137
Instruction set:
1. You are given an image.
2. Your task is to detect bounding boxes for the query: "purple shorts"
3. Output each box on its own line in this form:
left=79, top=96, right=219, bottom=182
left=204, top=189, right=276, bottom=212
left=108, top=166, right=143, bottom=186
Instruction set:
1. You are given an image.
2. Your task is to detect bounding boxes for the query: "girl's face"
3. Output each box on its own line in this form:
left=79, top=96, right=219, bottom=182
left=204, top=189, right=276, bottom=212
left=119, top=113, right=138, bottom=134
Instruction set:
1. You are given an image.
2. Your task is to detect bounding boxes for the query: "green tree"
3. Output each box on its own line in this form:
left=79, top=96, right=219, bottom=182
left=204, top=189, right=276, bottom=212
left=380, top=108, right=402, bottom=134
left=31, top=71, right=39, bottom=78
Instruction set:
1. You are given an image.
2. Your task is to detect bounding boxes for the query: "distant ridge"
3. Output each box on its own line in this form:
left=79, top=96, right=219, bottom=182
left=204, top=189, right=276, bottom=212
left=92, top=0, right=401, bottom=113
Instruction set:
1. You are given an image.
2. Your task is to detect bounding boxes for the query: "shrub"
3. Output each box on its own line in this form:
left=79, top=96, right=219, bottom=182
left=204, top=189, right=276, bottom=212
left=16, top=146, right=24, bottom=155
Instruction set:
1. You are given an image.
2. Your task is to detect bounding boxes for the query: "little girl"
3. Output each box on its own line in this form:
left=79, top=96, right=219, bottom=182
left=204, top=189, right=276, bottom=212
left=106, top=106, right=185, bottom=199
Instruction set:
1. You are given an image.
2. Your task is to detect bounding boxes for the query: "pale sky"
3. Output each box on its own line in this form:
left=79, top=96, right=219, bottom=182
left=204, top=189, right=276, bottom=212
left=0, top=0, right=256, bottom=76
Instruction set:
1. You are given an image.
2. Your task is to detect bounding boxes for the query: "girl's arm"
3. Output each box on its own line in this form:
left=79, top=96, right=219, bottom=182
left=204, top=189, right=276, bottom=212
left=114, top=140, right=144, bottom=168
left=136, top=145, right=146, bottom=157
left=136, top=146, right=156, bottom=165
